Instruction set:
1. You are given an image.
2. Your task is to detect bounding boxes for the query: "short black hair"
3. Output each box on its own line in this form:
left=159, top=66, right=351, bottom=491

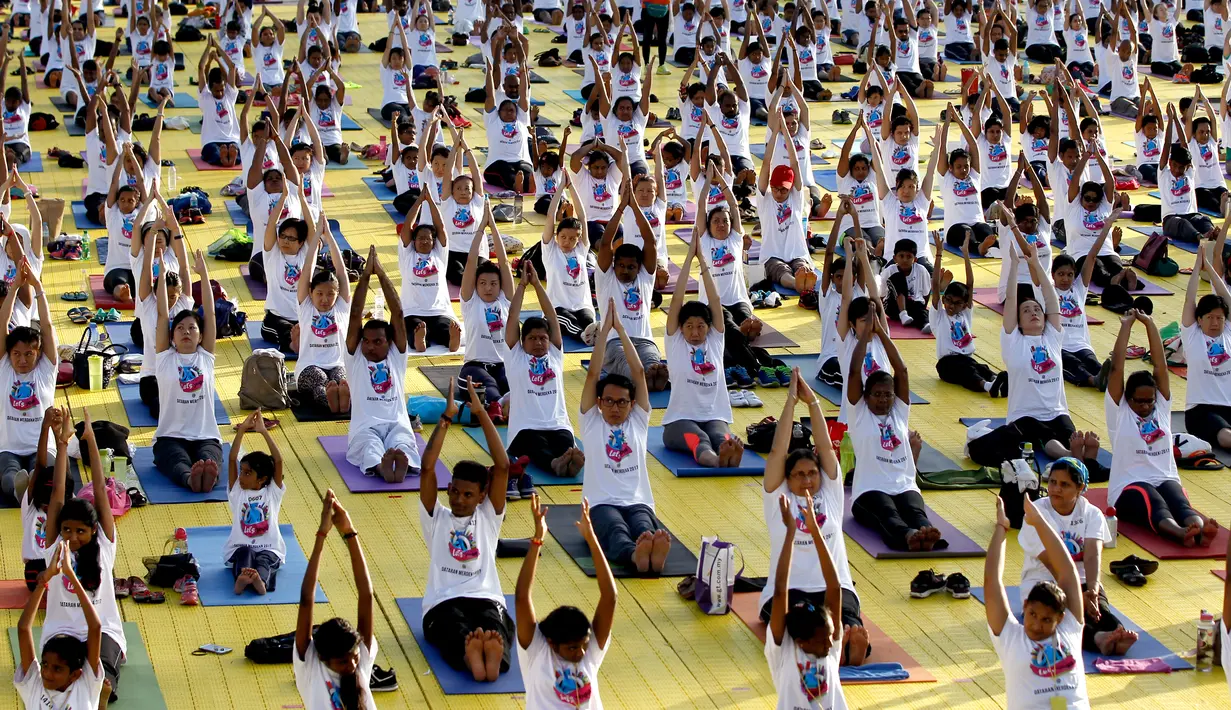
left=893, top=239, right=917, bottom=256
left=539, top=605, right=592, bottom=645
left=596, top=373, right=635, bottom=401
left=240, top=451, right=276, bottom=487
left=678, top=300, right=712, bottom=325
left=452, top=460, right=491, bottom=490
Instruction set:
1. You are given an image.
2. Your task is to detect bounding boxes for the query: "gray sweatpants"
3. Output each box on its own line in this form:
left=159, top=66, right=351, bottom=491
left=662, top=419, right=732, bottom=462
left=600, top=336, right=662, bottom=378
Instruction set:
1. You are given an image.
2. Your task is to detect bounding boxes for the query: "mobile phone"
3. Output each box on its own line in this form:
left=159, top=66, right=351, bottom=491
left=196, top=644, right=233, bottom=655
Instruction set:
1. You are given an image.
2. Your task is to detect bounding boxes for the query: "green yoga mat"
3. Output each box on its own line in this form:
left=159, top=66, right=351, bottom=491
left=8, top=622, right=167, bottom=710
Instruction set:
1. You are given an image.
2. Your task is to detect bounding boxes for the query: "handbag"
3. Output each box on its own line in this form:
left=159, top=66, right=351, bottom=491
left=147, top=553, right=201, bottom=588
left=77, top=477, right=132, bottom=517
left=695, top=537, right=742, bottom=615
left=72, top=327, right=127, bottom=390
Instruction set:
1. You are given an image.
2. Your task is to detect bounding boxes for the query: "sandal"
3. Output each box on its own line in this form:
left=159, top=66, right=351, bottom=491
left=61, top=291, right=88, bottom=302
left=1110, top=555, right=1159, bottom=576
left=128, top=576, right=167, bottom=604
left=126, top=487, right=148, bottom=507
left=67, top=307, right=91, bottom=324
left=1113, top=564, right=1148, bottom=587
left=114, top=577, right=131, bottom=599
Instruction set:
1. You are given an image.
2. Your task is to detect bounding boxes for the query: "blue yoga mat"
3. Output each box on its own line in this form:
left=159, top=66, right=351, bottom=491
left=958, top=417, right=1113, bottom=470
left=814, top=169, right=840, bottom=191
left=340, top=113, right=361, bottom=131
left=384, top=202, right=407, bottom=225
left=245, top=319, right=297, bottom=360
left=461, top=426, right=583, bottom=485
left=328, top=153, right=371, bottom=170
left=185, top=524, right=327, bottom=606
left=119, top=379, right=229, bottom=428
left=22, top=152, right=43, bottom=173
left=776, top=354, right=929, bottom=406
left=519, top=309, right=592, bottom=353
left=647, top=425, right=766, bottom=477
left=363, top=176, right=398, bottom=201
left=580, top=359, right=670, bottom=408
left=95, top=236, right=109, bottom=265
left=1147, top=191, right=1222, bottom=217
left=942, top=241, right=991, bottom=259
left=140, top=91, right=199, bottom=108
left=564, top=89, right=586, bottom=104
left=132, top=444, right=231, bottom=504
left=92, top=321, right=138, bottom=354
left=70, top=200, right=100, bottom=229
left=226, top=200, right=249, bottom=226
left=971, top=586, right=1193, bottom=672
left=395, top=596, right=525, bottom=694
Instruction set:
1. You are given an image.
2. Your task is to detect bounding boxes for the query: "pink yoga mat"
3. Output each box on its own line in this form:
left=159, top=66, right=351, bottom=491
left=843, top=487, right=985, bottom=559
left=663, top=260, right=698, bottom=293
left=318, top=434, right=451, bottom=493
left=972, top=287, right=1104, bottom=325
left=185, top=149, right=240, bottom=171
left=1086, top=487, right=1227, bottom=559
left=89, top=274, right=135, bottom=310
left=1088, top=276, right=1172, bottom=297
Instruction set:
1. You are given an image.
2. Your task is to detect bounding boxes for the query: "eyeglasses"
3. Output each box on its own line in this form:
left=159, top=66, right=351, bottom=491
left=600, top=396, right=631, bottom=408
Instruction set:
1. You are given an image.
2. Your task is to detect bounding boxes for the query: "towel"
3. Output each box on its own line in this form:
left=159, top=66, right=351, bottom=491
left=1091, top=657, right=1173, bottom=674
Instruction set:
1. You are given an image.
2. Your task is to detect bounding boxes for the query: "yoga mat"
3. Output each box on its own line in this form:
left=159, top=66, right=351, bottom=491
left=396, top=596, right=524, bottom=694
left=418, top=364, right=461, bottom=399
left=0, top=581, right=34, bottom=609
left=1149, top=191, right=1223, bottom=217
left=363, top=175, right=398, bottom=201
left=663, top=260, right=699, bottom=293
left=775, top=354, right=929, bottom=406
left=971, top=586, right=1193, bottom=672
left=971, top=287, right=1104, bottom=324
left=239, top=264, right=267, bottom=300
left=130, top=445, right=231, bottom=504
left=244, top=320, right=297, bottom=360
left=140, top=91, right=199, bottom=108
left=290, top=402, right=350, bottom=422
left=49, top=96, right=75, bottom=113
left=728, top=592, right=936, bottom=683
left=367, top=106, right=394, bottom=128
left=887, top=319, right=934, bottom=340
left=317, top=434, right=451, bottom=492
left=647, top=425, right=766, bottom=476
left=564, top=89, right=586, bottom=104
left=842, top=486, right=985, bottom=558
left=63, top=119, right=86, bottom=137
left=89, top=274, right=135, bottom=310
left=340, top=113, right=361, bottom=131
left=185, top=524, right=327, bottom=606
left=1087, top=276, right=1172, bottom=297
left=119, top=380, right=228, bottom=428
left=579, top=359, right=671, bottom=409
left=545, top=504, right=698, bottom=577
left=1130, top=225, right=1202, bottom=255
left=1171, top=411, right=1231, bottom=466
left=814, top=169, right=840, bottom=191
left=326, top=153, right=370, bottom=170
left=70, top=200, right=94, bottom=229
left=748, top=143, right=829, bottom=165
left=21, top=152, right=43, bottom=173
left=1085, top=487, right=1228, bottom=559
left=185, top=148, right=241, bottom=171
left=226, top=200, right=250, bottom=227
left=519, top=309, right=592, bottom=353
left=958, top=418, right=1114, bottom=471
left=9, top=623, right=168, bottom=710
left=461, top=426, right=583, bottom=485
left=942, top=241, right=992, bottom=259
left=383, top=202, right=406, bottom=225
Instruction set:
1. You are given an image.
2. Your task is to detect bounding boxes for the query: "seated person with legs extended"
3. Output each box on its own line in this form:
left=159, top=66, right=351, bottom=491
left=226, top=412, right=287, bottom=596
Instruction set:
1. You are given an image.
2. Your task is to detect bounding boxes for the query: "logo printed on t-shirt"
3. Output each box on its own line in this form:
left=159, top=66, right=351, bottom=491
left=368, top=362, right=393, bottom=394
left=1059, top=293, right=1082, bottom=319
left=33, top=514, right=47, bottom=549
left=796, top=658, right=828, bottom=701
left=689, top=345, right=716, bottom=375
left=1029, top=345, right=1057, bottom=374
left=898, top=203, right=923, bottom=224
left=710, top=243, right=735, bottom=267
left=794, top=499, right=827, bottom=532
left=1061, top=529, right=1085, bottom=561
left=862, top=351, right=880, bottom=378
left=1137, top=412, right=1165, bottom=444
left=1170, top=175, right=1191, bottom=196
left=311, top=311, right=338, bottom=338
left=1029, top=638, right=1077, bottom=678
left=324, top=679, right=345, bottom=709
left=878, top=421, right=902, bottom=451
left=528, top=354, right=556, bottom=386
left=241, top=499, right=271, bottom=537
left=952, top=179, right=977, bottom=197
left=605, top=427, right=633, bottom=462
left=453, top=205, right=475, bottom=228
left=622, top=284, right=643, bottom=312
left=1208, top=339, right=1229, bottom=367
left=950, top=319, right=972, bottom=348
left=178, top=365, right=204, bottom=393
left=484, top=305, right=504, bottom=332
left=413, top=254, right=438, bottom=278
left=891, top=144, right=911, bottom=165
left=448, top=526, right=479, bottom=561
left=283, top=262, right=301, bottom=287
left=9, top=379, right=38, bottom=410
left=553, top=667, right=593, bottom=705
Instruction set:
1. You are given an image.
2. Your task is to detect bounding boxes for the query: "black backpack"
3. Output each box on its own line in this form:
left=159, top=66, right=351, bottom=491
left=245, top=626, right=318, bottom=664
left=147, top=553, right=200, bottom=587
left=745, top=416, right=812, bottom=454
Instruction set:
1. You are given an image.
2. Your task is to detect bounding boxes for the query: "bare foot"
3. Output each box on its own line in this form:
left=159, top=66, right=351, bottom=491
left=551, top=452, right=572, bottom=475
left=464, top=630, right=487, bottom=681
left=338, top=381, right=351, bottom=412
left=414, top=321, right=428, bottom=352
left=1093, top=630, right=1118, bottom=655
left=909, top=430, right=922, bottom=464
left=189, top=460, right=205, bottom=492
left=567, top=447, right=585, bottom=475
left=1124, top=269, right=1140, bottom=291
left=379, top=450, right=396, bottom=480
left=482, top=629, right=504, bottom=681
left=249, top=568, right=268, bottom=595
left=739, top=317, right=763, bottom=341
left=816, top=192, right=833, bottom=219
left=200, top=459, right=220, bottom=492
left=1184, top=522, right=1202, bottom=547
left=289, top=324, right=301, bottom=353
left=844, top=624, right=870, bottom=666
left=1200, top=518, right=1220, bottom=547
left=114, top=283, right=131, bottom=303
left=99, top=679, right=112, bottom=709
left=391, top=450, right=410, bottom=482
left=632, top=531, right=654, bottom=573
left=1068, top=431, right=1086, bottom=461
left=650, top=529, right=671, bottom=572
left=1114, top=629, right=1139, bottom=655
left=448, top=321, right=463, bottom=352
left=1083, top=431, right=1099, bottom=459
left=647, top=362, right=670, bottom=391
left=514, top=171, right=524, bottom=195
left=234, top=568, right=256, bottom=594
left=326, top=381, right=341, bottom=413
left=696, top=448, right=720, bottom=467
left=905, top=529, right=924, bottom=552
left=718, top=437, right=744, bottom=468
left=655, top=266, right=669, bottom=291
left=919, top=526, right=941, bottom=552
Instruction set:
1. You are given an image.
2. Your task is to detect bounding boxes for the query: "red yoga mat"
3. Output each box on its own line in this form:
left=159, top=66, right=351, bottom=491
left=1087, top=487, right=1228, bottom=559
left=89, top=274, right=136, bottom=310
left=184, top=149, right=241, bottom=171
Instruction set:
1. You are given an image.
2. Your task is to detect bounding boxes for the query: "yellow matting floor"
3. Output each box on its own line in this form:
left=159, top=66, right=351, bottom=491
left=2, top=5, right=1230, bottom=708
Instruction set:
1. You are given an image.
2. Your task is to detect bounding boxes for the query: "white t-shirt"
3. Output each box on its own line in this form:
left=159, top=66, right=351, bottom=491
left=309, top=99, right=344, bottom=147
left=441, top=195, right=489, bottom=254
left=941, top=170, right=982, bottom=231
left=838, top=173, right=882, bottom=233
left=1106, top=391, right=1178, bottom=506
left=1159, top=166, right=1197, bottom=219
left=1151, top=17, right=1179, bottom=62
left=519, top=626, right=608, bottom=709
left=931, top=304, right=975, bottom=359
left=581, top=405, right=653, bottom=508
left=484, top=108, right=533, bottom=165
left=103, top=204, right=138, bottom=275
left=506, top=343, right=572, bottom=442
left=759, top=481, right=856, bottom=611
left=409, top=29, right=438, bottom=68
left=294, top=299, right=349, bottom=374
left=883, top=192, right=932, bottom=262
left=697, top=232, right=748, bottom=307
left=849, top=398, right=917, bottom=499
left=399, top=241, right=451, bottom=317
left=1191, top=138, right=1223, bottom=190
left=262, top=244, right=306, bottom=321
left=979, top=133, right=1014, bottom=189
left=609, top=65, right=642, bottom=103
left=1055, top=278, right=1092, bottom=354
left=224, top=480, right=287, bottom=563
left=572, top=169, right=622, bottom=223
left=765, top=629, right=847, bottom=710
left=1182, top=322, right=1231, bottom=409
left=987, top=55, right=1016, bottom=99
left=379, top=65, right=410, bottom=109
left=543, top=240, right=593, bottom=313
left=603, top=110, right=648, bottom=165
left=758, top=190, right=810, bottom=264
left=1106, top=52, right=1139, bottom=102
left=247, top=184, right=302, bottom=259
left=893, top=29, right=920, bottom=74
left=256, top=41, right=285, bottom=85
left=739, top=57, right=772, bottom=100
left=595, top=265, right=654, bottom=341
left=41, top=528, right=126, bottom=658
left=880, top=135, right=919, bottom=186
left=2, top=101, right=31, bottom=147
left=346, top=344, right=413, bottom=429
left=991, top=614, right=1089, bottom=709
left=1135, top=130, right=1162, bottom=169
left=1018, top=496, right=1109, bottom=589
left=679, top=98, right=706, bottom=142
left=707, top=100, right=752, bottom=159
left=1205, top=6, right=1226, bottom=48
left=461, top=294, right=510, bottom=365
left=1001, top=325, right=1067, bottom=424
left=20, top=491, right=52, bottom=562
left=663, top=329, right=730, bottom=425
left=293, top=639, right=378, bottom=710
left=154, top=349, right=221, bottom=443
left=241, top=138, right=279, bottom=175
left=836, top=329, right=888, bottom=424
left=773, top=125, right=817, bottom=188
left=15, top=654, right=104, bottom=710
left=419, top=497, right=505, bottom=613
left=1048, top=160, right=1079, bottom=230
left=1064, top=203, right=1115, bottom=259
left=1025, top=8, right=1056, bottom=46
left=149, top=54, right=176, bottom=92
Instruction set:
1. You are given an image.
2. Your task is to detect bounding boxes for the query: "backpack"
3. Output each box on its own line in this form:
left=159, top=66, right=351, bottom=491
left=1132, top=232, right=1178, bottom=276
left=208, top=227, right=253, bottom=261
left=198, top=297, right=247, bottom=337
left=174, top=24, right=203, bottom=41
left=238, top=350, right=294, bottom=410
left=29, top=112, right=59, bottom=131
left=534, top=48, right=562, bottom=67
left=78, top=477, right=132, bottom=517
left=245, top=627, right=319, bottom=664
left=745, top=416, right=812, bottom=453
left=147, top=553, right=200, bottom=588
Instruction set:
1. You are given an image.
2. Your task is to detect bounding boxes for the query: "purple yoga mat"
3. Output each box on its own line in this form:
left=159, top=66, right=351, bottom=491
left=663, top=260, right=699, bottom=293
left=842, top=487, right=986, bottom=559
left=675, top=228, right=763, bottom=260
left=318, top=434, right=451, bottom=492
left=240, top=265, right=267, bottom=301
left=1086, top=276, right=1172, bottom=297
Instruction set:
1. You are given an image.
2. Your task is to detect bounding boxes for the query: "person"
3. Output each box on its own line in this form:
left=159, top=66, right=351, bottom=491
left=245, top=124, right=304, bottom=293
left=145, top=38, right=177, bottom=106
left=20, top=407, right=70, bottom=591
left=482, top=57, right=533, bottom=191
left=1184, top=88, right=1227, bottom=218
left=101, top=147, right=149, bottom=306
left=441, top=139, right=489, bottom=286
left=295, top=491, right=379, bottom=709
left=419, top=378, right=514, bottom=682
left=877, top=78, right=922, bottom=188
left=516, top=492, right=616, bottom=706
left=196, top=37, right=241, bottom=167
left=766, top=490, right=848, bottom=708
left=704, top=52, right=755, bottom=186
left=258, top=177, right=312, bottom=352
left=871, top=144, right=936, bottom=270
left=251, top=7, right=287, bottom=93
left=986, top=495, right=1090, bottom=709
left=534, top=171, right=597, bottom=344
left=345, top=246, right=420, bottom=483
left=1183, top=239, right=1231, bottom=449
left=1024, top=0, right=1062, bottom=62
left=1064, top=142, right=1136, bottom=290
left=937, top=107, right=993, bottom=252
left=305, top=62, right=350, bottom=165
left=883, top=238, right=931, bottom=332
left=758, top=114, right=816, bottom=295
left=1104, top=7, right=1140, bottom=116
left=931, top=232, right=1005, bottom=396
left=1050, top=215, right=1114, bottom=390
left=0, top=52, right=33, bottom=167
left=400, top=190, right=462, bottom=354
left=1159, top=105, right=1216, bottom=244
left=226, top=411, right=286, bottom=596
left=41, top=409, right=125, bottom=702
left=581, top=301, right=672, bottom=574
left=133, top=199, right=192, bottom=416
left=662, top=224, right=745, bottom=466
left=835, top=118, right=884, bottom=253
left=0, top=260, right=56, bottom=507
left=16, top=540, right=106, bottom=710
left=459, top=201, right=514, bottom=415
left=293, top=207, right=352, bottom=414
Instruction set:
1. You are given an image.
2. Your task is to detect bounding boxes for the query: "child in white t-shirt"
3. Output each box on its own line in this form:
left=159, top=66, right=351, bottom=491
left=19, top=408, right=71, bottom=592
left=883, top=238, right=930, bottom=331
left=930, top=232, right=1005, bottom=396
left=226, top=412, right=287, bottom=596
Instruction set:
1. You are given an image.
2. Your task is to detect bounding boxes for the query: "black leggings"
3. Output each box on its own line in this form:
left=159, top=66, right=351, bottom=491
left=1185, top=403, right=1231, bottom=445
left=261, top=311, right=296, bottom=350
left=423, top=596, right=514, bottom=672
left=1074, top=254, right=1123, bottom=288
left=935, top=353, right=996, bottom=392
left=980, top=187, right=1008, bottom=211
left=1150, top=60, right=1183, bottom=77
left=722, top=303, right=775, bottom=373
left=139, top=375, right=160, bottom=418
left=459, top=360, right=509, bottom=403
left=507, top=427, right=575, bottom=473
left=945, top=222, right=996, bottom=249
left=1025, top=43, right=1064, bottom=63
left=446, top=249, right=469, bottom=286
left=405, top=314, right=455, bottom=348
left=1067, top=61, right=1095, bottom=82
left=1164, top=213, right=1214, bottom=243
left=851, top=490, right=931, bottom=550
left=968, top=414, right=1111, bottom=482
left=1061, top=348, right=1102, bottom=387
left=556, top=306, right=595, bottom=338
left=1115, top=479, right=1197, bottom=532
left=1080, top=582, right=1122, bottom=653
left=483, top=160, right=534, bottom=191
left=151, top=436, right=224, bottom=489
left=640, top=11, right=668, bottom=64
left=1196, top=186, right=1227, bottom=215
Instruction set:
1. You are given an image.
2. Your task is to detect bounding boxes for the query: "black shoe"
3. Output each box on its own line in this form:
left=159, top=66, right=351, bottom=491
left=1110, top=555, right=1159, bottom=576
left=910, top=569, right=947, bottom=598
left=370, top=664, right=398, bottom=692
left=945, top=572, right=971, bottom=599
left=1094, top=358, right=1113, bottom=392
left=1114, top=564, right=1148, bottom=587
left=990, top=371, right=1008, bottom=398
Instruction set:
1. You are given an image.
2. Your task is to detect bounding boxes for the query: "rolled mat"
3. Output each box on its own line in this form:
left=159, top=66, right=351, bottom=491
left=842, top=486, right=986, bottom=558
left=395, top=596, right=524, bottom=694
left=546, top=503, right=698, bottom=577
left=317, top=433, right=451, bottom=492
left=184, top=524, right=327, bottom=606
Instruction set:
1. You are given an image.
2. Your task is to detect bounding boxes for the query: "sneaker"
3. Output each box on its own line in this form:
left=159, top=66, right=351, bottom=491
left=832, top=109, right=852, bottom=125
left=773, top=365, right=792, bottom=387
left=518, top=472, right=535, bottom=499
left=656, top=65, right=671, bottom=75
left=921, top=322, right=933, bottom=335
left=729, top=389, right=748, bottom=407
left=749, top=290, right=766, bottom=308
left=900, top=313, right=914, bottom=327
left=756, top=366, right=778, bottom=388
left=945, top=572, right=971, bottom=599
left=408, top=413, right=423, bottom=433
left=581, top=321, right=599, bottom=345
left=666, top=107, right=681, bottom=120
left=486, top=400, right=506, bottom=424
left=798, top=289, right=819, bottom=310
left=990, top=371, right=1008, bottom=398
left=910, top=569, right=947, bottom=598
left=729, top=365, right=755, bottom=388
left=11, top=469, right=29, bottom=503
left=1094, top=358, right=1113, bottom=392
left=742, top=390, right=764, bottom=407
left=763, top=291, right=782, bottom=308
left=725, top=367, right=737, bottom=388
left=179, top=576, right=199, bottom=606
left=506, top=474, right=522, bottom=501
left=370, top=665, right=399, bottom=692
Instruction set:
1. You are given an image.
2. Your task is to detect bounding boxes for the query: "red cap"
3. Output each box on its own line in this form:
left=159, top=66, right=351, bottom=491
left=770, top=164, right=795, bottom=189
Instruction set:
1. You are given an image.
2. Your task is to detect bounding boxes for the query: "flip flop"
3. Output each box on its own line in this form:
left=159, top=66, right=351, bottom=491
left=113, top=577, right=131, bottom=599
left=67, top=307, right=91, bottom=324
left=128, top=576, right=166, bottom=603
left=60, top=291, right=88, bottom=302
left=1110, top=555, right=1159, bottom=576
left=100, top=308, right=121, bottom=323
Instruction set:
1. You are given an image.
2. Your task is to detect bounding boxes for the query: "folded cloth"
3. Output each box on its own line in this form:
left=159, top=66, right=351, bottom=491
left=1092, top=657, right=1172, bottom=674
left=837, top=662, right=910, bottom=682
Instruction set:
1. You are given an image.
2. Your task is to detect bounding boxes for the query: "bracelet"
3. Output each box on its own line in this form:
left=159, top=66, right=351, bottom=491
left=174, top=235, right=183, bottom=240
left=316, top=530, right=329, bottom=538
left=530, top=538, right=543, bottom=547
left=34, top=290, right=44, bottom=299
left=342, top=531, right=358, bottom=540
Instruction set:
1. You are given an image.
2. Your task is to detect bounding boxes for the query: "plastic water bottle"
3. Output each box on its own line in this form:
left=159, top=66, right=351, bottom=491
left=167, top=164, right=178, bottom=192
left=1105, top=506, right=1118, bottom=548
left=1022, top=442, right=1036, bottom=474
left=81, top=231, right=90, bottom=261
left=165, top=527, right=189, bottom=556
left=373, top=293, right=387, bottom=321
left=1197, top=610, right=1216, bottom=671
left=379, top=135, right=387, bottom=162
left=97, top=448, right=114, bottom=480
left=112, top=455, right=130, bottom=483
left=514, top=193, right=524, bottom=224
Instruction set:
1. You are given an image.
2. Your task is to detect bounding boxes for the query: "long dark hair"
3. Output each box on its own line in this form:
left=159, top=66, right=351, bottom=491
left=57, top=499, right=102, bottom=593
left=314, top=618, right=364, bottom=710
